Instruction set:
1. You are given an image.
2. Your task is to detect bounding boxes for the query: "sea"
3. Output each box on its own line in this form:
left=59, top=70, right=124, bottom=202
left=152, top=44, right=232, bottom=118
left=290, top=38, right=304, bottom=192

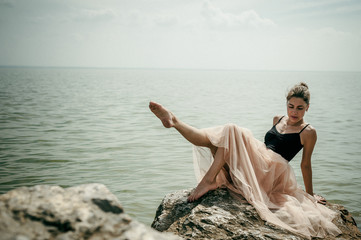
left=0, top=67, right=360, bottom=230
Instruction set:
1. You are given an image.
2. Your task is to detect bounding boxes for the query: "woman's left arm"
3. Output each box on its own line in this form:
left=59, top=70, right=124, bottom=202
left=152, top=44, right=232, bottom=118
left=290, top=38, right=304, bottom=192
left=300, top=127, right=317, bottom=197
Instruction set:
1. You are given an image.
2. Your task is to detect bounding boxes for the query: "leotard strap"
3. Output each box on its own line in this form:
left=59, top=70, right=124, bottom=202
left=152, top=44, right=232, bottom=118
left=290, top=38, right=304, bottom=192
left=275, top=116, right=284, bottom=126
left=299, top=124, right=310, bottom=134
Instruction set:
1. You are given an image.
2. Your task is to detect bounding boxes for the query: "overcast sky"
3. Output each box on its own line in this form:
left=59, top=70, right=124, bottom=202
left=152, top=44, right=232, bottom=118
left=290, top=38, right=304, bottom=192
left=0, top=0, right=360, bottom=71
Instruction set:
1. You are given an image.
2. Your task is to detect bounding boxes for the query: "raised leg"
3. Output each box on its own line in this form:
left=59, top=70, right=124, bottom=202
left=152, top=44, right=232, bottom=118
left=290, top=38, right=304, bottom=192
left=187, top=147, right=228, bottom=202
left=149, top=101, right=217, bottom=153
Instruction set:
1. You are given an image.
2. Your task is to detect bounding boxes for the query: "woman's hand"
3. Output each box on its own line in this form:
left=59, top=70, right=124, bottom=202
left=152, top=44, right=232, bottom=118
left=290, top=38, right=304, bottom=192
left=314, top=194, right=327, bottom=205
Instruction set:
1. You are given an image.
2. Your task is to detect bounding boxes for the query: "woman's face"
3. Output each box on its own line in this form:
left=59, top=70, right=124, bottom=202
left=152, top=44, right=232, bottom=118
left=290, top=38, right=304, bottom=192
left=287, top=97, right=309, bottom=123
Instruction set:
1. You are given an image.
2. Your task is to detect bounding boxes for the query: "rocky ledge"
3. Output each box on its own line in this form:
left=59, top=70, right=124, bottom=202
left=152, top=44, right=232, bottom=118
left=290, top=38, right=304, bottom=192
left=0, top=184, right=181, bottom=240
left=152, top=188, right=360, bottom=240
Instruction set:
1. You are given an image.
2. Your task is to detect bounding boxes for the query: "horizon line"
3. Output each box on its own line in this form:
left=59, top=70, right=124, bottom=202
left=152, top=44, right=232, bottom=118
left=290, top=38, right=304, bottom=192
left=0, top=65, right=360, bottom=73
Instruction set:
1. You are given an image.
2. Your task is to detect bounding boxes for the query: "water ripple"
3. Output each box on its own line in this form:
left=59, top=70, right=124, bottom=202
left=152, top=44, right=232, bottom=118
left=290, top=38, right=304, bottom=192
left=0, top=68, right=360, bottom=228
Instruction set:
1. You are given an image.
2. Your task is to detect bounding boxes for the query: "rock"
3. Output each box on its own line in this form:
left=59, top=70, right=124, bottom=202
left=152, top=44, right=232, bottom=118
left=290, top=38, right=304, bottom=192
left=0, top=183, right=181, bottom=240
left=151, top=188, right=361, bottom=240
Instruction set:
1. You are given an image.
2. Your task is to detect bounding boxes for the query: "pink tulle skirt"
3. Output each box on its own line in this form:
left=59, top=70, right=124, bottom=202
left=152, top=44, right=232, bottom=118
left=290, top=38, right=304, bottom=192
left=192, top=124, right=341, bottom=239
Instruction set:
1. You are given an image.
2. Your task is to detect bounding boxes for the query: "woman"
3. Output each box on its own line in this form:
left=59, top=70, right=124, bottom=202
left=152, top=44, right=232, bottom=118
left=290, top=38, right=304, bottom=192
left=149, top=83, right=341, bottom=239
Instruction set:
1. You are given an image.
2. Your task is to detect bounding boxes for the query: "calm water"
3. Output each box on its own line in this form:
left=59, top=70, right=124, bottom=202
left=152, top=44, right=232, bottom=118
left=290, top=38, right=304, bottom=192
left=0, top=67, right=360, bottom=230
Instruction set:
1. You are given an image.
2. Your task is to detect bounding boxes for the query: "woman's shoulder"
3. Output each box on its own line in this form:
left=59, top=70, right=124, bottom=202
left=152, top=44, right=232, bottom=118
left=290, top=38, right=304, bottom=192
left=272, top=115, right=284, bottom=125
left=302, top=124, right=316, bottom=135
left=301, top=124, right=317, bottom=144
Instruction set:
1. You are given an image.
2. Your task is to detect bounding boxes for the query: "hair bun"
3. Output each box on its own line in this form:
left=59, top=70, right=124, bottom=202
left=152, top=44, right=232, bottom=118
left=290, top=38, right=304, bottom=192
left=286, top=82, right=310, bottom=104
left=299, top=82, right=309, bottom=89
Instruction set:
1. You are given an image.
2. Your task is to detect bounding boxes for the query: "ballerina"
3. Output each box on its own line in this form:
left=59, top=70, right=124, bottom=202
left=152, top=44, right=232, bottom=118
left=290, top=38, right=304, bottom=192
left=149, top=82, right=341, bottom=239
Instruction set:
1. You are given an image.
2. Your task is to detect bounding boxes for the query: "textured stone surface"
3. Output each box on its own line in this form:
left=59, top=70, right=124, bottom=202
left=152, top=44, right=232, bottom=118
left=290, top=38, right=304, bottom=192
left=152, top=188, right=360, bottom=240
left=0, top=184, right=181, bottom=240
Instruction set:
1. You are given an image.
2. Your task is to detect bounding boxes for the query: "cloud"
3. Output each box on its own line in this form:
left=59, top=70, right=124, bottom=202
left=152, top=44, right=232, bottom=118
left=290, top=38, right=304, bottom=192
left=316, top=27, right=351, bottom=37
left=119, top=10, right=179, bottom=29
left=124, top=10, right=146, bottom=26
left=0, top=0, right=14, bottom=8
left=290, top=0, right=361, bottom=16
left=74, top=8, right=116, bottom=22
left=117, top=1, right=276, bottom=31
left=154, top=15, right=178, bottom=27
left=24, top=7, right=117, bottom=24
left=294, top=26, right=353, bottom=39
left=201, top=0, right=276, bottom=30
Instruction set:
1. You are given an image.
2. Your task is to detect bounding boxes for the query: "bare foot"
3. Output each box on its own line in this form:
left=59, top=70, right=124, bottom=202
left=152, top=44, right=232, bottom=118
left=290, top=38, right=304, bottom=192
left=187, top=179, right=218, bottom=202
left=149, top=101, right=176, bottom=128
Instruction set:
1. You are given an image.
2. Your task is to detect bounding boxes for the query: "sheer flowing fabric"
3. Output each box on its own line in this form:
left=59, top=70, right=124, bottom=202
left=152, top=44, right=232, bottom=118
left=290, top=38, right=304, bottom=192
left=193, top=124, right=341, bottom=239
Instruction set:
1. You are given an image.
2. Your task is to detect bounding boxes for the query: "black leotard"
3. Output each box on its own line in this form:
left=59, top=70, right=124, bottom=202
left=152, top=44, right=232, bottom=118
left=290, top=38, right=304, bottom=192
left=264, top=116, right=309, bottom=161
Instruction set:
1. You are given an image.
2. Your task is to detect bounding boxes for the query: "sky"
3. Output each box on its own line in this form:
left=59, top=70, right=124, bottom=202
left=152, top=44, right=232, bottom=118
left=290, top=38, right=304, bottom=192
left=0, top=0, right=361, bottom=71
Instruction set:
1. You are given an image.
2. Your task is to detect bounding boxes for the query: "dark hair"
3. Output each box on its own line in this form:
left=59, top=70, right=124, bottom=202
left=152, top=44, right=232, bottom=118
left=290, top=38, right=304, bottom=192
left=287, top=82, right=310, bottom=105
